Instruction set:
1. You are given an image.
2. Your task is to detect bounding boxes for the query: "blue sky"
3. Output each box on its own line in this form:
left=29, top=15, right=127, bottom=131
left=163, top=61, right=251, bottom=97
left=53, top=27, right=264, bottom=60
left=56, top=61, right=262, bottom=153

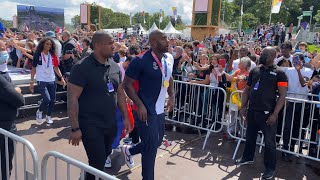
left=0, top=0, right=194, bottom=24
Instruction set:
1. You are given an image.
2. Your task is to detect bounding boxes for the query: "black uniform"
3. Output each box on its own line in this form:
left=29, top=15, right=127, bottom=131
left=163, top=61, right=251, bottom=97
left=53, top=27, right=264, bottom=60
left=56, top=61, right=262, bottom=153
left=242, top=65, right=288, bottom=172
left=68, top=54, right=121, bottom=180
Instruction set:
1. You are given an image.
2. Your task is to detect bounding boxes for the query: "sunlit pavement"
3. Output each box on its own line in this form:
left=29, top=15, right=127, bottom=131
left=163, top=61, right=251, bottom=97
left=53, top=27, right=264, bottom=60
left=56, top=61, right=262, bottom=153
left=13, top=111, right=320, bottom=180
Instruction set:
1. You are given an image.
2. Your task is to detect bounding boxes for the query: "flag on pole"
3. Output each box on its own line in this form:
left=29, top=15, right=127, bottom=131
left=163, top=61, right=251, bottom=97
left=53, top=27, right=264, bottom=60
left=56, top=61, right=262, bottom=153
left=240, top=4, right=243, bottom=15
left=129, top=13, right=132, bottom=26
left=141, top=11, right=146, bottom=24
left=271, top=0, right=283, bottom=14
left=172, top=7, right=177, bottom=21
left=159, top=9, right=163, bottom=23
left=160, top=9, right=165, bottom=23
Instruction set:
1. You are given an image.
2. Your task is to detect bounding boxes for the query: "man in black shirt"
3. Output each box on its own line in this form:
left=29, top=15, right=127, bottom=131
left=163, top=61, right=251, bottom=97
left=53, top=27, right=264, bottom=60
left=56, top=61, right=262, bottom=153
left=68, top=31, right=130, bottom=180
left=236, top=47, right=288, bottom=180
left=61, top=31, right=78, bottom=75
left=0, top=75, right=25, bottom=180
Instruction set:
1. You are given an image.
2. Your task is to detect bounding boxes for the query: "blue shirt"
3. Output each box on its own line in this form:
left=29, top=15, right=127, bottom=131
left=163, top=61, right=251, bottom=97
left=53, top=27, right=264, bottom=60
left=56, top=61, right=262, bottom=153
left=125, top=50, right=174, bottom=115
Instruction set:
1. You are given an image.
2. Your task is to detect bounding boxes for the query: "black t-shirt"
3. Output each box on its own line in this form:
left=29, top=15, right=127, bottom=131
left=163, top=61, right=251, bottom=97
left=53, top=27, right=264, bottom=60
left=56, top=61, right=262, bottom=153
left=247, top=65, right=288, bottom=112
left=173, top=56, right=182, bottom=75
left=68, top=54, right=121, bottom=128
left=63, top=39, right=77, bottom=61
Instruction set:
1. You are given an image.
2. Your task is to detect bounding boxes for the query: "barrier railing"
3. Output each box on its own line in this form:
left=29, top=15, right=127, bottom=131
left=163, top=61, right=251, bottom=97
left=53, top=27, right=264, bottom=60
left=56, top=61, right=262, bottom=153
left=226, top=91, right=320, bottom=162
left=41, top=151, right=119, bottom=180
left=0, top=128, right=39, bottom=180
left=166, top=80, right=227, bottom=149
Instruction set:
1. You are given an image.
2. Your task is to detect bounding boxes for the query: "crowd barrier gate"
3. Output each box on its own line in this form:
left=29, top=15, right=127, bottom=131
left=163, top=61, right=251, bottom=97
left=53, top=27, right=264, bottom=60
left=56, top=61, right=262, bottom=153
left=226, top=91, right=320, bottom=162
left=166, top=80, right=227, bottom=149
left=0, top=128, right=39, bottom=180
left=41, top=151, right=119, bottom=180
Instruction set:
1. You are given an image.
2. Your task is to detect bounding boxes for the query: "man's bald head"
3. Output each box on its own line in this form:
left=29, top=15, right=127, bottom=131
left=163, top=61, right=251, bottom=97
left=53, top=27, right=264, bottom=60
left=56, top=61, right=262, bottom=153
left=149, top=30, right=169, bottom=53
left=264, top=46, right=277, bottom=59
left=91, top=30, right=113, bottom=50
left=149, top=30, right=164, bottom=44
left=260, top=46, right=277, bottom=66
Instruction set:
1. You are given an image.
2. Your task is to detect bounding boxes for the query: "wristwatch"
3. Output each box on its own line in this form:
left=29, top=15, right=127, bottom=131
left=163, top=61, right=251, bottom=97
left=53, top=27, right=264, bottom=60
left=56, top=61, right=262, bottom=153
left=71, top=128, right=80, bottom=132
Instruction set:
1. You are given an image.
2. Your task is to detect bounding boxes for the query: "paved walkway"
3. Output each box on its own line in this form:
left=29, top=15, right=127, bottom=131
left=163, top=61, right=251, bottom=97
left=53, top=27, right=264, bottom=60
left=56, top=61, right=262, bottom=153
left=12, top=111, right=320, bottom=180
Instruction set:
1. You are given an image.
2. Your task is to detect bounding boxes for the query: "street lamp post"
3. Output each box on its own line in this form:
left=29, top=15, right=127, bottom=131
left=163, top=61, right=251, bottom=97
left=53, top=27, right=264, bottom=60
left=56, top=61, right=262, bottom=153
left=310, top=5, right=314, bottom=31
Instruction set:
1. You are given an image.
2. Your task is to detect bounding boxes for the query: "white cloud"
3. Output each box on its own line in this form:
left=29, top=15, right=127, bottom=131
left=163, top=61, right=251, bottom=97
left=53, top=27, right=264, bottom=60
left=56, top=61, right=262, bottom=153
left=0, top=0, right=193, bottom=25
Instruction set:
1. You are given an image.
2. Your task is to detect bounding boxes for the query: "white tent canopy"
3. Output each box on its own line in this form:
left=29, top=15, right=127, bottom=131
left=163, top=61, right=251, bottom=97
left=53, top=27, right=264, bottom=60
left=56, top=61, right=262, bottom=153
left=138, top=24, right=148, bottom=35
left=147, top=22, right=159, bottom=34
left=163, top=21, right=182, bottom=35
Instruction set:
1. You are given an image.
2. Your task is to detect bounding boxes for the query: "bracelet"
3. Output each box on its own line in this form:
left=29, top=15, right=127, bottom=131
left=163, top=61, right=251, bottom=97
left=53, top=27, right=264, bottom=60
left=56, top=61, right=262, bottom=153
left=30, top=80, right=34, bottom=83
left=71, top=128, right=80, bottom=132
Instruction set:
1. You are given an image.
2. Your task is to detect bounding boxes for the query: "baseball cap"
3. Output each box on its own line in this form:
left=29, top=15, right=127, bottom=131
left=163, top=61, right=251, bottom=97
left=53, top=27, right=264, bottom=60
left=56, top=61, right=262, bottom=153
left=45, top=31, right=56, bottom=38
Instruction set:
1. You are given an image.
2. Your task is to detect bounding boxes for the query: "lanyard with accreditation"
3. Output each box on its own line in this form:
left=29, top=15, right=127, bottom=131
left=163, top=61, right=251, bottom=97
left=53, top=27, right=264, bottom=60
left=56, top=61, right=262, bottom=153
left=151, top=51, right=169, bottom=88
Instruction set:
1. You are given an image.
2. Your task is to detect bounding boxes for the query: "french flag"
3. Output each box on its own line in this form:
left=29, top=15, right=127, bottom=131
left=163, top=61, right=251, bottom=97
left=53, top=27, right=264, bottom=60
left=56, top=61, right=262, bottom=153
left=56, top=27, right=63, bottom=33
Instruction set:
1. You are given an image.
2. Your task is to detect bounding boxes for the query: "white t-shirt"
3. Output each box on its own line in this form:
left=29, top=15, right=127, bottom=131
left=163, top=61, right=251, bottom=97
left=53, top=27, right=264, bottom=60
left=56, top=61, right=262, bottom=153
left=118, top=62, right=125, bottom=81
left=119, top=56, right=127, bottom=63
left=35, top=53, right=56, bottom=82
left=285, top=67, right=313, bottom=100
left=232, top=58, right=256, bottom=72
left=155, top=53, right=174, bottom=115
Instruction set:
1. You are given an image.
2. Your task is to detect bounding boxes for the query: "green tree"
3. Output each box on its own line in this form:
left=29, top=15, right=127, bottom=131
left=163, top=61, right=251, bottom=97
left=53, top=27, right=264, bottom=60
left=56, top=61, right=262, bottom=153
left=71, top=15, right=80, bottom=28
left=233, top=0, right=303, bottom=26
left=241, top=13, right=259, bottom=30
left=71, top=3, right=185, bottom=31
left=314, top=10, right=320, bottom=24
left=0, top=18, right=13, bottom=28
left=175, top=23, right=186, bottom=30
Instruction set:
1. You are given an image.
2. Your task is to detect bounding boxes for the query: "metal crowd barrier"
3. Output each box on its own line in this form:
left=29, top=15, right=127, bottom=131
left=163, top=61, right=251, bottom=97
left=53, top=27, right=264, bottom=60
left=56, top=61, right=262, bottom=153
left=226, top=91, right=320, bottom=162
left=41, top=151, right=119, bottom=180
left=0, top=128, right=39, bottom=180
left=166, top=79, right=227, bottom=150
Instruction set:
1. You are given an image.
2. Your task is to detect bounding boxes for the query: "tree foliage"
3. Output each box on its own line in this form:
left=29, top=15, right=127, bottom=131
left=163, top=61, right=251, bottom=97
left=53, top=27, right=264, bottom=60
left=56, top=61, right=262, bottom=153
left=73, top=2, right=185, bottom=30
left=71, top=15, right=80, bottom=28
left=315, top=10, right=320, bottom=24
left=0, top=18, right=13, bottom=28
left=223, top=0, right=316, bottom=30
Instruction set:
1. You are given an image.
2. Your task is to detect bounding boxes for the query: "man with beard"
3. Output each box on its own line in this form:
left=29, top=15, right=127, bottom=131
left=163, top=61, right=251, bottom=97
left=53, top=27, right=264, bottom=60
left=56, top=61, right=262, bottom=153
left=123, top=30, right=175, bottom=180
left=236, top=47, right=288, bottom=179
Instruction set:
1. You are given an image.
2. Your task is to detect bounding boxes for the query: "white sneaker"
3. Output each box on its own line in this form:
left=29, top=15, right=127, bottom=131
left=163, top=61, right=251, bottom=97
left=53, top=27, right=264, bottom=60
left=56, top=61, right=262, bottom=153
left=104, top=156, right=112, bottom=168
left=46, top=116, right=53, bottom=124
left=122, top=145, right=134, bottom=168
left=36, top=110, right=43, bottom=124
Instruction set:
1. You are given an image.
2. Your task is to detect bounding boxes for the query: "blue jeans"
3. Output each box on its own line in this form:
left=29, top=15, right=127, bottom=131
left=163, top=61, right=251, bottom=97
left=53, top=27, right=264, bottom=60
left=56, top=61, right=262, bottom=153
left=111, top=108, right=123, bottom=149
left=38, top=81, right=56, bottom=116
left=129, top=113, right=165, bottom=180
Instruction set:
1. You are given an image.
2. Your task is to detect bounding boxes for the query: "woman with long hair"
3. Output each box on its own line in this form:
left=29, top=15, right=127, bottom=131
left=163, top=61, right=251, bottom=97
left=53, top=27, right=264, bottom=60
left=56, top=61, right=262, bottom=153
left=30, top=38, right=65, bottom=124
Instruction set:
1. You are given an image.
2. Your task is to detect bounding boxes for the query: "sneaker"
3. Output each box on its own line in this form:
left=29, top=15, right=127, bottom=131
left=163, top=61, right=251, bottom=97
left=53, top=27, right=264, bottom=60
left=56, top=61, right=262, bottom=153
left=104, top=156, right=112, bottom=168
left=46, top=116, right=53, bottom=124
left=261, top=169, right=275, bottom=179
left=36, top=110, right=43, bottom=124
left=122, top=145, right=134, bottom=168
left=235, top=158, right=254, bottom=166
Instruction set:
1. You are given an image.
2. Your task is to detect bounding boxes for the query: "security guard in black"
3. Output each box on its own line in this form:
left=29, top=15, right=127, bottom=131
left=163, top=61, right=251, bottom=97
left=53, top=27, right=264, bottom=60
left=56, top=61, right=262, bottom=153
left=247, top=65, right=288, bottom=112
